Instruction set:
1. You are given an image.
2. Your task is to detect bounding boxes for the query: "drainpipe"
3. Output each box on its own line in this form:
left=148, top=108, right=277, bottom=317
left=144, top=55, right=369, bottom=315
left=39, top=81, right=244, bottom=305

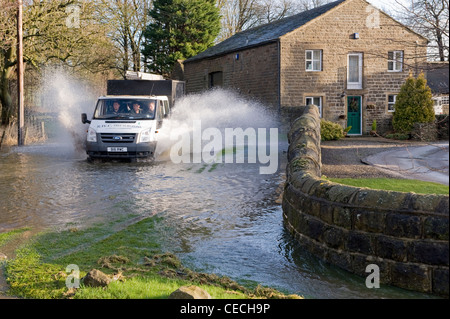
left=415, top=40, right=418, bottom=76
left=277, top=39, right=281, bottom=115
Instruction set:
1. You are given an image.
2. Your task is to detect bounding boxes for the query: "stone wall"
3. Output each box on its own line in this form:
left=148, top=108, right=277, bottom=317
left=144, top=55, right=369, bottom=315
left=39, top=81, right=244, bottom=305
left=436, top=115, right=449, bottom=140
left=183, top=42, right=280, bottom=110
left=282, top=105, right=449, bottom=296
left=412, top=122, right=438, bottom=141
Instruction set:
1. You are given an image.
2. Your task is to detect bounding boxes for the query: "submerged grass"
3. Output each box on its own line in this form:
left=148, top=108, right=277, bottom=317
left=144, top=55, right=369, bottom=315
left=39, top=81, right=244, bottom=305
left=329, top=178, right=449, bottom=195
left=0, top=228, right=30, bottom=247
left=2, top=216, right=302, bottom=299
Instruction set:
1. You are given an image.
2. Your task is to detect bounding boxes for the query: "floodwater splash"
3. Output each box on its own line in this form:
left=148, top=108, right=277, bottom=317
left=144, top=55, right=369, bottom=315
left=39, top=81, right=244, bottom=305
left=155, top=89, right=281, bottom=174
left=35, top=72, right=280, bottom=171
left=37, top=67, right=98, bottom=154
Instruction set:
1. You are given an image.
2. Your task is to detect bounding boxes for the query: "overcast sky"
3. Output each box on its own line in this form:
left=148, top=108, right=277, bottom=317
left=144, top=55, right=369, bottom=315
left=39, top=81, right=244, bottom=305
left=365, top=0, right=410, bottom=15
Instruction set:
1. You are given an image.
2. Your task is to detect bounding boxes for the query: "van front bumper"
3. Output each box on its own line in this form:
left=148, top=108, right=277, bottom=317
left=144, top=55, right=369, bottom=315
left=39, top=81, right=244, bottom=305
left=86, top=140, right=156, bottom=159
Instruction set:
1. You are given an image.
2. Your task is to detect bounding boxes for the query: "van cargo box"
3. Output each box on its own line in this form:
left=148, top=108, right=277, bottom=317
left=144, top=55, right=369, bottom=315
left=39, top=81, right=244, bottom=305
left=107, top=80, right=185, bottom=107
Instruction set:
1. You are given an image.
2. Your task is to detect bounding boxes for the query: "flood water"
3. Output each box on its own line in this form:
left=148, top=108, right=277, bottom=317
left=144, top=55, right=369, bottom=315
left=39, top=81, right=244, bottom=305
left=0, top=140, right=435, bottom=299
left=0, top=79, right=437, bottom=299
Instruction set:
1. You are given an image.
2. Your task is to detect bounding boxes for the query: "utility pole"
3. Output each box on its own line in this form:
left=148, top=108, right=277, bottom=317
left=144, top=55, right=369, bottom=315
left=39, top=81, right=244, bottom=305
left=17, top=0, right=25, bottom=146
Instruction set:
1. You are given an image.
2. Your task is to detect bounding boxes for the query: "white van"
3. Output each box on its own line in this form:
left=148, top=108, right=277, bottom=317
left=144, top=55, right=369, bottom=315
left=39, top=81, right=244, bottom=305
left=81, top=79, right=184, bottom=161
left=82, top=95, right=170, bottom=160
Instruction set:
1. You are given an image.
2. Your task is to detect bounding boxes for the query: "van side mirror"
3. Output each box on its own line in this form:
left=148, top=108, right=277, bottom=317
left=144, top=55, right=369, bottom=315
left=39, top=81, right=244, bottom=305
left=81, top=113, right=91, bottom=124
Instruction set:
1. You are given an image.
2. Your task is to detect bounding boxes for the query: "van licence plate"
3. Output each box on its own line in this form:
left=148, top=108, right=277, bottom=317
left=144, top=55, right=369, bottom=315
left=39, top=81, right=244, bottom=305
left=107, top=147, right=127, bottom=152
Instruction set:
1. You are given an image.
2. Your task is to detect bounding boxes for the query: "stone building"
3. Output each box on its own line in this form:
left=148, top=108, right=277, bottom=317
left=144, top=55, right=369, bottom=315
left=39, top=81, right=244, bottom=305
left=183, top=0, right=428, bottom=135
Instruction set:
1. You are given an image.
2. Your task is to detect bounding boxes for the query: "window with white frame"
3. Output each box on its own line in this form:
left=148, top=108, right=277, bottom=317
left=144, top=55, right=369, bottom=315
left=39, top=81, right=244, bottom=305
left=305, top=96, right=323, bottom=117
left=347, top=53, right=363, bottom=89
left=388, top=51, right=403, bottom=72
left=387, top=94, right=397, bottom=112
left=433, top=98, right=443, bottom=114
left=305, top=50, right=322, bottom=71
left=433, top=96, right=449, bottom=114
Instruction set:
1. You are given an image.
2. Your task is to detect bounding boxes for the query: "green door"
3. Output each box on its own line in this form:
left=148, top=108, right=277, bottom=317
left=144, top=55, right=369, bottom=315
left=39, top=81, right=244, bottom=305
left=347, top=96, right=361, bottom=135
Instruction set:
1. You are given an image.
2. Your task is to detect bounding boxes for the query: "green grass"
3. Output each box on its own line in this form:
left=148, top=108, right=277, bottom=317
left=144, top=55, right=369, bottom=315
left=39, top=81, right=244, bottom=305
left=0, top=228, right=30, bottom=247
left=74, top=275, right=248, bottom=299
left=329, top=178, right=449, bottom=195
left=2, top=216, right=302, bottom=299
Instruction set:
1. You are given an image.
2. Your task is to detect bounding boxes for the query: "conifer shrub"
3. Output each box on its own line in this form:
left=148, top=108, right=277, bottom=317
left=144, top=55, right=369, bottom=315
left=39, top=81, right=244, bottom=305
left=392, top=73, right=435, bottom=134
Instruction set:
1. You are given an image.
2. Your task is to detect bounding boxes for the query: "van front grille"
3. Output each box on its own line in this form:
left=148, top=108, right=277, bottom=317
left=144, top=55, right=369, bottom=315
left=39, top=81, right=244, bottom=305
left=100, top=133, right=136, bottom=143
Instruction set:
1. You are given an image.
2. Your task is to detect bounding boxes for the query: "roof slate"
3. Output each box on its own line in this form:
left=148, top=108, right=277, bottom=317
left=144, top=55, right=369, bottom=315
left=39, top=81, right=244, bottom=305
left=185, top=0, right=346, bottom=63
left=427, top=63, right=450, bottom=94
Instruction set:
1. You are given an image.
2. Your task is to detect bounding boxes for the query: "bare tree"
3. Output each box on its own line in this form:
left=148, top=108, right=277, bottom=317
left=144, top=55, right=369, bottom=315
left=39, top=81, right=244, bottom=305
left=216, top=0, right=333, bottom=41
left=294, top=0, right=333, bottom=11
left=99, top=0, right=151, bottom=77
left=0, top=0, right=116, bottom=124
left=395, top=0, right=449, bottom=61
left=217, top=0, right=257, bottom=41
left=253, top=0, right=297, bottom=24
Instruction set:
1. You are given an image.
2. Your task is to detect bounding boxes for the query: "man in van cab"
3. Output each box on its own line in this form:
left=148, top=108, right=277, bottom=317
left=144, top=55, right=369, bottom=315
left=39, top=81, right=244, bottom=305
left=130, top=102, right=141, bottom=114
left=110, top=101, right=121, bottom=115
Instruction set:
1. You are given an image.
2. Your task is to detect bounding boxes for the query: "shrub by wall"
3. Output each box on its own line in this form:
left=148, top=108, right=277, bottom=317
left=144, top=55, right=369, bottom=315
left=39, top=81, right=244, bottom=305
left=320, top=119, right=344, bottom=141
left=282, top=105, right=449, bottom=296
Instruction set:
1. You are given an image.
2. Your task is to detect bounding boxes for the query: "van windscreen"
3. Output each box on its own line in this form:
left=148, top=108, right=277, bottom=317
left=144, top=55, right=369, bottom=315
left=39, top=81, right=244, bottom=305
left=94, top=99, right=157, bottom=120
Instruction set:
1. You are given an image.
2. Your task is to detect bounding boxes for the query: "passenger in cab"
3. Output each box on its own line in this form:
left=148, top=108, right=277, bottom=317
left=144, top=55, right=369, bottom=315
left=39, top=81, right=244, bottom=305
left=143, top=101, right=155, bottom=117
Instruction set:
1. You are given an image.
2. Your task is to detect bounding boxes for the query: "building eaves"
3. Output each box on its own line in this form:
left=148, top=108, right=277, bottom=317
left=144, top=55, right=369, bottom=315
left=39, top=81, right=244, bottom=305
left=184, top=0, right=346, bottom=63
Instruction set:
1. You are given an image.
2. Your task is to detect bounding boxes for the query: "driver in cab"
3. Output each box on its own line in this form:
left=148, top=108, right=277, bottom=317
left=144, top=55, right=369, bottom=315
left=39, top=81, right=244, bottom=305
left=110, top=101, right=121, bottom=115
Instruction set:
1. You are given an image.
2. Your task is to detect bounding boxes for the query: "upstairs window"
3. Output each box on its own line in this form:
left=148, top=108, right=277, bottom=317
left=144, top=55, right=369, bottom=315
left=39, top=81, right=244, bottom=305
left=305, top=50, right=322, bottom=71
left=347, top=53, right=363, bottom=89
left=388, top=51, right=403, bottom=72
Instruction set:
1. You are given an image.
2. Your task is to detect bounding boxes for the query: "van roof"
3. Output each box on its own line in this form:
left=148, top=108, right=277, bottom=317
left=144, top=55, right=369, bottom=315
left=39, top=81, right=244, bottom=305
left=99, top=95, right=168, bottom=100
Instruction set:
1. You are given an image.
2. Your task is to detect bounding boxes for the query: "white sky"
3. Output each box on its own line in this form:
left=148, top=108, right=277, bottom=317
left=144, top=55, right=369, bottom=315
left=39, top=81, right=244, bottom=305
left=365, top=0, right=410, bottom=15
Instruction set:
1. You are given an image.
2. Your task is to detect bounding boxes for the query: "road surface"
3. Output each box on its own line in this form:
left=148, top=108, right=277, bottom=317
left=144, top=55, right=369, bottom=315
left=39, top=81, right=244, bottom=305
left=363, top=142, right=449, bottom=186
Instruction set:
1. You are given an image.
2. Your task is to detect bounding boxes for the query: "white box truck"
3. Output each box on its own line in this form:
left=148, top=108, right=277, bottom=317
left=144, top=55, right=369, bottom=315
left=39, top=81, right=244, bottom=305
left=81, top=79, right=185, bottom=161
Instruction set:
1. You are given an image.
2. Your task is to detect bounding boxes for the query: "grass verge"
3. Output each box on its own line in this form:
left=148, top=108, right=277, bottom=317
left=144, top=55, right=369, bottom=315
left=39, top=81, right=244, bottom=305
left=1, top=216, right=302, bottom=299
left=328, top=178, right=449, bottom=195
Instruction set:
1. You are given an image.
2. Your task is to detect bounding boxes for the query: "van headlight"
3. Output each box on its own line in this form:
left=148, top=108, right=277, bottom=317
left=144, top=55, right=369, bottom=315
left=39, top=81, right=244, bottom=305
left=87, top=127, right=97, bottom=142
left=138, top=128, right=153, bottom=143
